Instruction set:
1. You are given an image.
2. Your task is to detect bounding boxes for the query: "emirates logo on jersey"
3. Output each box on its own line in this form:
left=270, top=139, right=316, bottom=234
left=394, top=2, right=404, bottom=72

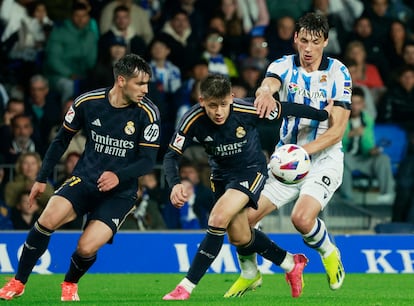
left=236, top=126, right=246, bottom=138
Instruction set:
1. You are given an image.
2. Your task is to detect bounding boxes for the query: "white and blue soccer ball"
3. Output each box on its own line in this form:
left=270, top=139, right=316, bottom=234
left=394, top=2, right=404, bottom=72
left=269, top=144, right=311, bottom=184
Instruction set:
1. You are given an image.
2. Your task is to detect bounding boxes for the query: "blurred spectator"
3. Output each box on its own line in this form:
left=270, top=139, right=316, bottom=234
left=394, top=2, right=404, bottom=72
left=98, top=4, right=147, bottom=58
left=75, top=0, right=100, bottom=39
left=345, top=16, right=389, bottom=83
left=401, top=40, right=414, bottom=67
left=87, top=35, right=127, bottom=90
left=43, top=2, right=97, bottom=104
left=10, top=190, right=40, bottom=230
left=24, top=74, right=61, bottom=156
left=162, top=159, right=214, bottom=229
left=264, top=15, right=296, bottom=60
left=8, top=0, right=53, bottom=85
left=230, top=77, right=248, bottom=98
left=148, top=36, right=182, bottom=163
left=212, top=0, right=249, bottom=60
left=238, top=35, right=269, bottom=76
left=309, top=0, right=347, bottom=57
left=384, top=20, right=409, bottom=71
left=0, top=98, right=25, bottom=130
left=340, top=87, right=395, bottom=204
left=121, top=172, right=167, bottom=231
left=201, top=29, right=238, bottom=78
left=377, top=65, right=414, bottom=151
left=159, top=0, right=207, bottom=45
left=345, top=59, right=377, bottom=119
left=392, top=155, right=414, bottom=223
left=99, top=0, right=153, bottom=44
left=148, top=37, right=182, bottom=95
left=4, top=152, right=54, bottom=210
left=48, top=98, right=86, bottom=163
left=156, top=8, right=200, bottom=72
left=173, top=59, right=208, bottom=127
left=329, top=0, right=364, bottom=33
left=237, top=0, right=270, bottom=35
left=0, top=83, right=10, bottom=115
left=0, top=197, right=14, bottom=230
left=139, top=0, right=162, bottom=32
left=0, top=98, right=26, bottom=166
left=0, top=0, right=27, bottom=57
left=238, top=58, right=262, bottom=96
left=265, top=0, right=312, bottom=21
left=0, top=114, right=37, bottom=165
left=361, top=0, right=393, bottom=45
left=344, top=40, right=385, bottom=103
left=54, top=151, right=81, bottom=188
left=121, top=171, right=167, bottom=230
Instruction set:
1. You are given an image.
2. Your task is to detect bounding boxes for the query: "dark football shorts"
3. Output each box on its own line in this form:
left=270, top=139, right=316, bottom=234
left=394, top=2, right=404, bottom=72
left=210, top=166, right=268, bottom=209
left=55, top=176, right=137, bottom=234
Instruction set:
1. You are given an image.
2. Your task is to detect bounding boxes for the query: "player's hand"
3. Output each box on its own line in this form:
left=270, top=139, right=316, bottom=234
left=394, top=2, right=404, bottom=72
left=29, top=182, right=46, bottom=208
left=254, top=91, right=276, bottom=118
left=97, top=171, right=119, bottom=192
left=170, top=183, right=188, bottom=208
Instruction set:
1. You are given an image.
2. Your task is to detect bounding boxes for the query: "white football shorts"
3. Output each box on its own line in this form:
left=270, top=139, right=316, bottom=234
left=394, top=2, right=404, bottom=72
left=262, top=153, right=343, bottom=210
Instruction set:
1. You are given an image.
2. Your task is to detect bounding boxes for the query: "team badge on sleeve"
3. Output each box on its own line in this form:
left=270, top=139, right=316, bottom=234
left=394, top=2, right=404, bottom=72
left=173, top=134, right=185, bottom=150
left=143, top=123, right=160, bottom=142
left=65, top=106, right=75, bottom=123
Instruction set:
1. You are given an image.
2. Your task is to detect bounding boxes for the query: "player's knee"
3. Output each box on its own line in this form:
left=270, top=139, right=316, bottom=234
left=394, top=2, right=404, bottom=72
left=76, top=242, right=98, bottom=257
left=208, top=213, right=229, bottom=228
left=291, top=212, right=313, bottom=233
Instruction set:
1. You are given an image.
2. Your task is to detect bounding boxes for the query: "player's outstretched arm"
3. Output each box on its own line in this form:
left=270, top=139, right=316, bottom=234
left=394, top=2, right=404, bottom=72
left=279, top=100, right=331, bottom=121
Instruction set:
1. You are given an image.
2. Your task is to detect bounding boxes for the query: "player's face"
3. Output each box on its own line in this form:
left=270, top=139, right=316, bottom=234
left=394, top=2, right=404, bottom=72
left=199, top=94, right=233, bottom=125
left=121, top=71, right=150, bottom=104
left=294, top=29, right=328, bottom=71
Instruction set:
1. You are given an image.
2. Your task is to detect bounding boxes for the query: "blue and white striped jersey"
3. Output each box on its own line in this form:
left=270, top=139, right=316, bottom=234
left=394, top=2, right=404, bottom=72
left=266, top=54, right=352, bottom=155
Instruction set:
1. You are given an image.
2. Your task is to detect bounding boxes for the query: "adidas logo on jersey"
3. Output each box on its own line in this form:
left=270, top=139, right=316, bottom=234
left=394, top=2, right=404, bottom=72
left=204, top=136, right=213, bottom=142
left=92, top=118, right=102, bottom=126
left=112, top=218, right=120, bottom=227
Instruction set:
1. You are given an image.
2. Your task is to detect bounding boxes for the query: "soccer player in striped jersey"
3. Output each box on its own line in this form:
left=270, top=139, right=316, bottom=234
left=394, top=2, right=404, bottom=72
left=225, top=13, right=351, bottom=297
left=162, top=74, right=331, bottom=300
left=0, top=54, right=161, bottom=301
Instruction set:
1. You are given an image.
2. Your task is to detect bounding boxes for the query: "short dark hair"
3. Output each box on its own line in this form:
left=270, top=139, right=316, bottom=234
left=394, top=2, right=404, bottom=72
left=352, top=86, right=365, bottom=99
left=296, top=13, right=329, bottom=40
left=199, top=74, right=231, bottom=100
left=113, top=54, right=152, bottom=80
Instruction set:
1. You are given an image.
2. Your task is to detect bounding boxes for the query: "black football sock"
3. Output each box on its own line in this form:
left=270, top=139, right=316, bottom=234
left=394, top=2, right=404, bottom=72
left=238, top=228, right=287, bottom=266
left=16, top=222, right=54, bottom=284
left=64, top=252, right=97, bottom=283
left=186, top=226, right=226, bottom=285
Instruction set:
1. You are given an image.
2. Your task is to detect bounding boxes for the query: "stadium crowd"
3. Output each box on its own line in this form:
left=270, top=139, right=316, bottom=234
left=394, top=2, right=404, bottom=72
left=1, top=0, right=414, bottom=230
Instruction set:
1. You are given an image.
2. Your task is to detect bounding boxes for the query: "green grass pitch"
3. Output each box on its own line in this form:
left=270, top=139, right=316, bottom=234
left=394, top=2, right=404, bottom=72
left=1, top=273, right=412, bottom=305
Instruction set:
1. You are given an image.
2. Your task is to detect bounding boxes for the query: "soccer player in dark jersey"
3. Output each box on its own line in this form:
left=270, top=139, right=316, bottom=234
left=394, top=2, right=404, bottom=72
left=0, top=54, right=161, bottom=301
left=162, top=74, right=331, bottom=300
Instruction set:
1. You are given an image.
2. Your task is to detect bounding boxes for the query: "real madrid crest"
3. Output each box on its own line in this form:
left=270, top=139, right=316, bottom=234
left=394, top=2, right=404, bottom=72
left=236, top=126, right=246, bottom=138
left=124, top=121, right=135, bottom=135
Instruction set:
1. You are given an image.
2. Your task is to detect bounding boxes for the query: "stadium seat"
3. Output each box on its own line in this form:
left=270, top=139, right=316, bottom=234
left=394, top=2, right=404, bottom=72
left=374, top=222, right=414, bottom=234
left=352, top=124, right=408, bottom=205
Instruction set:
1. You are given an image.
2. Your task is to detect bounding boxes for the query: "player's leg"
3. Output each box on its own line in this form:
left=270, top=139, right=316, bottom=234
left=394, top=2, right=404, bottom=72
left=61, top=220, right=114, bottom=301
left=0, top=196, right=77, bottom=300
left=163, top=189, right=248, bottom=300
left=295, top=162, right=345, bottom=290
left=225, top=179, right=300, bottom=297
left=61, top=193, right=135, bottom=301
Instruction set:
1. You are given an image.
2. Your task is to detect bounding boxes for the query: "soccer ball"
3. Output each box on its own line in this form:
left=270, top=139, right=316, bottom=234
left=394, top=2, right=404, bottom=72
left=269, top=144, right=311, bottom=184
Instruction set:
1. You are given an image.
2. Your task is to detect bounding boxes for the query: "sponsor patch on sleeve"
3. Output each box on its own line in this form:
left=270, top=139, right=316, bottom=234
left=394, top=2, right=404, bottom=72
left=65, top=106, right=75, bottom=123
left=172, top=134, right=185, bottom=150
left=143, top=123, right=160, bottom=142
